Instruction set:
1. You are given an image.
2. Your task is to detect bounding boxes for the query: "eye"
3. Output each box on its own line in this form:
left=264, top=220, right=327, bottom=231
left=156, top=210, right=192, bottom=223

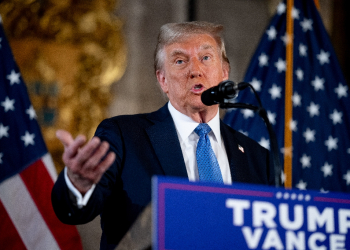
left=203, top=55, right=210, bottom=61
left=175, top=59, right=184, bottom=65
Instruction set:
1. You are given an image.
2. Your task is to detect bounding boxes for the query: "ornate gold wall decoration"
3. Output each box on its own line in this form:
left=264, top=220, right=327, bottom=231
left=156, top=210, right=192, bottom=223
left=0, top=0, right=127, bottom=172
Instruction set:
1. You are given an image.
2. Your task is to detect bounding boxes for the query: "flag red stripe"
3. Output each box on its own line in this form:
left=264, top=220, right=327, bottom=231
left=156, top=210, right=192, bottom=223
left=20, top=159, right=82, bottom=250
left=0, top=200, right=27, bottom=250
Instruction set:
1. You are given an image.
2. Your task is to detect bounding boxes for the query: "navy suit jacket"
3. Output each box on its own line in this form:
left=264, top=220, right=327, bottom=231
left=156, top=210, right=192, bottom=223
left=51, top=104, right=274, bottom=249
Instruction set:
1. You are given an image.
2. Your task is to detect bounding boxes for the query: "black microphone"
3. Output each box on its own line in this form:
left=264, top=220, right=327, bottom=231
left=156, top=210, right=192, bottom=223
left=201, top=80, right=249, bottom=106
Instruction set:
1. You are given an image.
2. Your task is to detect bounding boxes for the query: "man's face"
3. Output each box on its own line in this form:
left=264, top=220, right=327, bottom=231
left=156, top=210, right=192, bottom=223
left=156, top=33, right=229, bottom=117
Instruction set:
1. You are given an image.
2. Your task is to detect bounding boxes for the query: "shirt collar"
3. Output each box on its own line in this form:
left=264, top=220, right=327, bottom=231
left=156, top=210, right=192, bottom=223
left=167, top=101, right=222, bottom=144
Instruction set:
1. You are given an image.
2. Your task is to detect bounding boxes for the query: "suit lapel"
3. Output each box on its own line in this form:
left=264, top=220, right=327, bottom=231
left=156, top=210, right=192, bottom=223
left=221, top=121, right=250, bottom=183
left=145, top=104, right=188, bottom=178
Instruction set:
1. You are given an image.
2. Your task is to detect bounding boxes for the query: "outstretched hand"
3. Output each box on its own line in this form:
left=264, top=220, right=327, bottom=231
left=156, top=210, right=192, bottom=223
left=56, top=129, right=116, bottom=195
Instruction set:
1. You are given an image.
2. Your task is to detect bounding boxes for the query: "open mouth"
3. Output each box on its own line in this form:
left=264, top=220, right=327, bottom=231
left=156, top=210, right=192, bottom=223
left=192, top=84, right=204, bottom=92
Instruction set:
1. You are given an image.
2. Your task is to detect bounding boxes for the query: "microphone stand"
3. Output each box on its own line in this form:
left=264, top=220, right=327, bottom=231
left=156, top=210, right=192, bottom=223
left=220, top=83, right=282, bottom=187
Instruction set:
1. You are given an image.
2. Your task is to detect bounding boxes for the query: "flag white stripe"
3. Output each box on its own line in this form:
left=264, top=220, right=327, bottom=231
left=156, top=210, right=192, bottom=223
left=0, top=174, right=60, bottom=250
left=42, top=153, right=57, bottom=182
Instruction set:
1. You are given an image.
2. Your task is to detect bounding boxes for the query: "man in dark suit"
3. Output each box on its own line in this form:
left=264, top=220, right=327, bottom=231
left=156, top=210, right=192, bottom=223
left=51, top=21, right=275, bottom=249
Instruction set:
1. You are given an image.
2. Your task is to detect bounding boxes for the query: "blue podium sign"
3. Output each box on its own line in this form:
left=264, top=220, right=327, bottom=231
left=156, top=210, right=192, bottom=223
left=152, top=176, right=350, bottom=250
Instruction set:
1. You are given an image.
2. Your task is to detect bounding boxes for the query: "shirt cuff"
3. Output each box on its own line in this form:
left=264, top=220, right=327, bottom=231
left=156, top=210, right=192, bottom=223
left=64, top=167, right=96, bottom=209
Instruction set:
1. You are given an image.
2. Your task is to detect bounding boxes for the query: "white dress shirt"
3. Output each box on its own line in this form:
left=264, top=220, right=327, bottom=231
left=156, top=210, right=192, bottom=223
left=168, top=102, right=231, bottom=184
left=65, top=102, right=232, bottom=207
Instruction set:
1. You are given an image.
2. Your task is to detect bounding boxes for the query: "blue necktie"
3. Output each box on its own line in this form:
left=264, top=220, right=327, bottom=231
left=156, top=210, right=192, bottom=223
left=194, top=123, right=223, bottom=183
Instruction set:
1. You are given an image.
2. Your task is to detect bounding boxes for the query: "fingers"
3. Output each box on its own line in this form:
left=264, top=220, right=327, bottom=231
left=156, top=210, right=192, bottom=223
left=56, top=130, right=74, bottom=148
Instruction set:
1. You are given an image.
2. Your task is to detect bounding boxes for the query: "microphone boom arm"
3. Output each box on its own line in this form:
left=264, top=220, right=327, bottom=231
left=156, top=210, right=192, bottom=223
left=220, top=83, right=282, bottom=187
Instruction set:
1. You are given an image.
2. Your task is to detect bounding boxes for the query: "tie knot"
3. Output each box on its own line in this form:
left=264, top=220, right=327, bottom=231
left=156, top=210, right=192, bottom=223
left=194, top=123, right=212, bottom=137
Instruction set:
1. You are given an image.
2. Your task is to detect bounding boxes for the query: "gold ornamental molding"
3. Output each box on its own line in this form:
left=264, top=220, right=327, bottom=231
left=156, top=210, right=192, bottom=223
left=0, top=0, right=127, bottom=172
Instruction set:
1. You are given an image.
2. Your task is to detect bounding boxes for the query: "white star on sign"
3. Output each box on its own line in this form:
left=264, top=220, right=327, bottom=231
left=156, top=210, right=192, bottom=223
left=266, top=26, right=277, bottom=40
left=1, top=97, right=15, bottom=112
left=6, top=70, right=21, bottom=85
left=296, top=180, right=307, bottom=190
left=324, top=136, right=338, bottom=151
left=267, top=110, right=276, bottom=125
left=292, top=92, right=302, bottom=107
left=348, top=148, right=350, bottom=154
left=269, top=84, right=282, bottom=100
left=0, top=152, right=3, bottom=164
left=258, top=137, right=270, bottom=150
left=258, top=53, right=269, bottom=67
left=295, top=68, right=304, bottom=81
left=0, top=123, right=9, bottom=139
left=292, top=7, right=300, bottom=19
left=343, top=171, right=350, bottom=185
left=303, top=128, right=316, bottom=143
left=241, top=109, right=254, bottom=119
left=250, top=78, right=262, bottom=92
left=275, top=58, right=286, bottom=73
left=26, top=105, right=37, bottom=120
left=307, top=102, right=320, bottom=117
left=329, top=109, right=342, bottom=125
left=334, top=83, right=348, bottom=99
left=321, top=162, right=333, bottom=177
left=311, top=76, right=325, bottom=91
left=21, top=131, right=35, bottom=147
left=277, top=2, right=286, bottom=14
left=299, top=44, right=307, bottom=57
left=300, top=154, right=311, bottom=168
left=300, top=18, right=313, bottom=32
left=317, top=50, right=330, bottom=65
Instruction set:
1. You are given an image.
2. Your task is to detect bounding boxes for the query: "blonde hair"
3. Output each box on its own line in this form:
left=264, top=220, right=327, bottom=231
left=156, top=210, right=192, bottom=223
left=154, top=21, right=230, bottom=73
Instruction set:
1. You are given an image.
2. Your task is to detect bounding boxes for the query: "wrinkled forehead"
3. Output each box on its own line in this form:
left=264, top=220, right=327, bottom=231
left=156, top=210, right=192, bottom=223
left=163, top=33, right=221, bottom=56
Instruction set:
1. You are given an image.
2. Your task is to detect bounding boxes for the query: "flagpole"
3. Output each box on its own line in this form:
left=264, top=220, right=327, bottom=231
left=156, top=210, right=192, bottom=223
left=284, top=0, right=294, bottom=189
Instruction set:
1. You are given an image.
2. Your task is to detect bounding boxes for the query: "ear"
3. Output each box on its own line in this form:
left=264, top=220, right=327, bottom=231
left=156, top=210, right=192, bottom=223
left=222, top=63, right=229, bottom=81
left=156, top=70, right=168, bottom=94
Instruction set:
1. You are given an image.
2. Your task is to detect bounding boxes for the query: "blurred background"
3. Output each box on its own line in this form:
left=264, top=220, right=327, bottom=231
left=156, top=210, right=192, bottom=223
left=0, top=0, right=348, bottom=249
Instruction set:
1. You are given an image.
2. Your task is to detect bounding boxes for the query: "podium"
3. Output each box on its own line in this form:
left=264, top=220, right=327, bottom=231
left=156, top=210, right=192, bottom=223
left=116, top=176, right=350, bottom=249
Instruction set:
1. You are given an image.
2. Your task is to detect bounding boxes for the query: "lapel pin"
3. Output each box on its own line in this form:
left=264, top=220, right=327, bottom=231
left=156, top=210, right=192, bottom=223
left=238, top=145, right=244, bottom=153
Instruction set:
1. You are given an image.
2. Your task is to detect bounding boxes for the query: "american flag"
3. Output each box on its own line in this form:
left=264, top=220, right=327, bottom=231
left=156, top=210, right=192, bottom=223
left=223, top=0, right=350, bottom=192
left=0, top=17, right=83, bottom=249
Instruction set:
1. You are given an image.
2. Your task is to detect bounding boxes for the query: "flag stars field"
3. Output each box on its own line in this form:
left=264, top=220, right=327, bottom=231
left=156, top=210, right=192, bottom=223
left=250, top=78, right=262, bottom=92
left=223, top=0, right=350, bottom=192
left=329, top=109, right=342, bottom=125
left=303, top=128, right=316, bottom=143
left=0, top=123, right=9, bottom=139
left=296, top=180, right=307, bottom=190
left=266, top=26, right=277, bottom=40
left=6, top=70, right=21, bottom=85
left=307, top=102, right=320, bottom=117
left=334, top=83, right=348, bottom=98
left=321, top=162, right=333, bottom=177
left=343, top=171, right=350, bottom=185
left=26, top=105, right=37, bottom=120
left=1, top=96, right=15, bottom=112
left=295, top=68, right=304, bottom=81
left=324, top=136, right=338, bottom=151
left=274, top=58, right=286, bottom=73
left=300, top=154, right=311, bottom=168
left=311, top=76, right=325, bottom=91
left=317, top=49, right=330, bottom=65
left=21, top=131, right=35, bottom=147
left=0, top=152, right=3, bottom=164
left=300, top=18, right=313, bottom=32
left=277, top=2, right=286, bottom=15
left=298, top=43, right=307, bottom=56
left=269, top=84, right=282, bottom=99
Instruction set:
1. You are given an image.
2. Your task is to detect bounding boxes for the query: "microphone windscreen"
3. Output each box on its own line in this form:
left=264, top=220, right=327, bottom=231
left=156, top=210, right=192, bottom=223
left=201, top=90, right=217, bottom=106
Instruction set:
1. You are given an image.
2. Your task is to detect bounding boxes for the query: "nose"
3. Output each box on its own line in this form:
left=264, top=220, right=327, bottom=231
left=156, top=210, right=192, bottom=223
left=189, top=58, right=202, bottom=79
